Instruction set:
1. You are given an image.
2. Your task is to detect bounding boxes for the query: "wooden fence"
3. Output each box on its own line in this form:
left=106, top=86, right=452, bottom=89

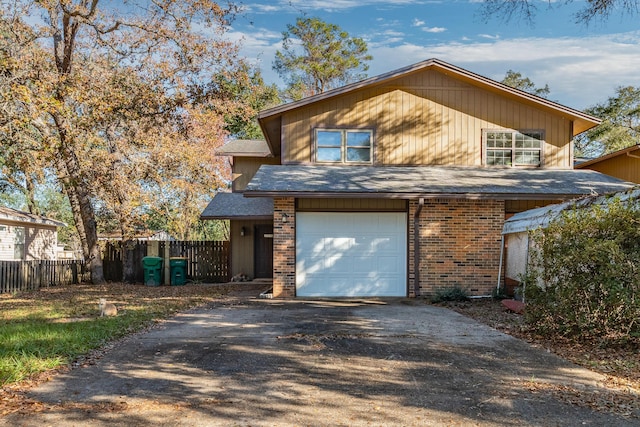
left=0, top=260, right=88, bottom=294
left=102, top=240, right=230, bottom=283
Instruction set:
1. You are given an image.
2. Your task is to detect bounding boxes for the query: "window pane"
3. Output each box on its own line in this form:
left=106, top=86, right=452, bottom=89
left=486, top=149, right=512, bottom=166
left=317, top=130, right=342, bottom=147
left=346, top=147, right=371, bottom=162
left=346, top=131, right=371, bottom=147
left=486, top=132, right=512, bottom=148
left=14, top=227, right=25, bottom=260
left=515, top=132, right=542, bottom=149
left=317, top=147, right=342, bottom=162
left=515, top=150, right=541, bottom=165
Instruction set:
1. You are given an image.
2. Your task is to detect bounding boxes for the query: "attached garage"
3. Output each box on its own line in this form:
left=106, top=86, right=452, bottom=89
left=296, top=212, right=407, bottom=297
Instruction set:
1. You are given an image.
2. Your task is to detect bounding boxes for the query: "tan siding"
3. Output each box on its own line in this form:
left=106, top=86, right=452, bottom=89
left=583, top=155, right=640, bottom=184
left=282, top=69, right=573, bottom=168
left=232, top=157, right=281, bottom=191
left=230, top=219, right=273, bottom=277
left=505, top=200, right=559, bottom=214
left=296, top=198, right=407, bottom=211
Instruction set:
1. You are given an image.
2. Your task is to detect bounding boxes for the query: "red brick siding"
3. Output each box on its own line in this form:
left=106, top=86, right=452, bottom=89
left=416, top=199, right=504, bottom=297
left=273, top=197, right=296, bottom=297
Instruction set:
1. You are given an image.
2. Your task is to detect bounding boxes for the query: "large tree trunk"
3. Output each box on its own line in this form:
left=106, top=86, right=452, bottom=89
left=55, top=142, right=105, bottom=284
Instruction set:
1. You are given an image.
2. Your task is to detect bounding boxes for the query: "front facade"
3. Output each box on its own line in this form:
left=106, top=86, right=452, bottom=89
left=0, top=207, right=65, bottom=261
left=205, top=58, right=633, bottom=297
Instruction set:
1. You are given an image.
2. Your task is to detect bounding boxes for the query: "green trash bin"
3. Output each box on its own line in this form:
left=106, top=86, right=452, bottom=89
left=170, top=257, right=188, bottom=286
left=142, top=256, right=163, bottom=286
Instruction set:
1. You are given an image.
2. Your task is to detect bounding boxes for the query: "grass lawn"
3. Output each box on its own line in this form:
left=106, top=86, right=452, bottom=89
left=0, top=282, right=240, bottom=386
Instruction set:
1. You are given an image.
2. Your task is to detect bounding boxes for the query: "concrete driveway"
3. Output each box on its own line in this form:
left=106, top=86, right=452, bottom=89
left=3, top=295, right=636, bottom=426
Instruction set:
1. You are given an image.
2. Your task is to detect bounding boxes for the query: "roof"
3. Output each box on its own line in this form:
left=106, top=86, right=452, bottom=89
left=0, top=206, right=66, bottom=228
left=503, top=187, right=640, bottom=234
left=258, top=58, right=601, bottom=156
left=575, top=144, right=640, bottom=169
left=98, top=230, right=175, bottom=241
left=216, top=139, right=272, bottom=157
left=244, top=165, right=634, bottom=200
left=200, top=192, right=274, bottom=220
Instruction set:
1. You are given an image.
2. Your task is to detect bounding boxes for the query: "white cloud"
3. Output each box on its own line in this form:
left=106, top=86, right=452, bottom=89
left=422, top=26, right=446, bottom=33
left=366, top=31, right=640, bottom=109
left=412, top=18, right=425, bottom=27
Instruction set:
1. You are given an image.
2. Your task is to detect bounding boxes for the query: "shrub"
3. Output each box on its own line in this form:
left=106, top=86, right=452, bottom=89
left=431, top=286, right=470, bottom=303
left=523, top=197, right=640, bottom=345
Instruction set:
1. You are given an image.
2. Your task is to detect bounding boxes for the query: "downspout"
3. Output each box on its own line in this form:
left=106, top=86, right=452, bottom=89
left=496, top=234, right=505, bottom=294
left=413, top=198, right=424, bottom=297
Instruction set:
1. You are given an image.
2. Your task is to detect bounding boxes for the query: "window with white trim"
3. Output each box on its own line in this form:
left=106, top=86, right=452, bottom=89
left=315, top=129, right=373, bottom=164
left=14, top=226, right=25, bottom=260
left=484, top=130, right=544, bottom=167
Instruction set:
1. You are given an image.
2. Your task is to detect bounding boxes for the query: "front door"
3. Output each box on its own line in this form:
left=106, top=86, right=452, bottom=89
left=254, top=224, right=273, bottom=278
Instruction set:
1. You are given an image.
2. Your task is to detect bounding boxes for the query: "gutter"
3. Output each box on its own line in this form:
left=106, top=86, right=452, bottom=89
left=413, top=198, right=424, bottom=297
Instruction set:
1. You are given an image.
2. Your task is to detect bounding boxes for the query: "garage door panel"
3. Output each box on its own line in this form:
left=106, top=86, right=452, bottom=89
left=296, top=212, right=407, bottom=297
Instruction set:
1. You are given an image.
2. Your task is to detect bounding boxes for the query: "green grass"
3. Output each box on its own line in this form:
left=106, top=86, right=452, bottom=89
left=0, top=283, right=231, bottom=386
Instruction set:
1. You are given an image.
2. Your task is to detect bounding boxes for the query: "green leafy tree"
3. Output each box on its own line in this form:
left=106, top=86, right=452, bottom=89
left=209, top=63, right=281, bottom=139
left=523, top=198, right=640, bottom=345
left=481, top=0, right=639, bottom=25
left=274, top=16, right=372, bottom=101
left=500, top=70, right=550, bottom=98
left=575, top=86, right=640, bottom=157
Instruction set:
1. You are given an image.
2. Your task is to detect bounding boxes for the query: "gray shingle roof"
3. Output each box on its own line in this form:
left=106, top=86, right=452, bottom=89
left=216, top=139, right=272, bottom=157
left=200, top=192, right=273, bottom=219
left=503, top=187, right=640, bottom=234
left=244, top=165, right=634, bottom=199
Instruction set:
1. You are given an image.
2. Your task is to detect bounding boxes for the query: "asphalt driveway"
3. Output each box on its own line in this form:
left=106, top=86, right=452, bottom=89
left=3, top=295, right=636, bottom=426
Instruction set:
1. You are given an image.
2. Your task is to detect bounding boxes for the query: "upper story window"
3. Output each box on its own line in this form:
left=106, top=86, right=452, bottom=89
left=315, top=129, right=373, bottom=164
left=484, top=130, right=544, bottom=167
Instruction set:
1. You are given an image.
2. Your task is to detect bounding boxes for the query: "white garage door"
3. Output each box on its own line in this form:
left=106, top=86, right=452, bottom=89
left=296, top=212, right=407, bottom=297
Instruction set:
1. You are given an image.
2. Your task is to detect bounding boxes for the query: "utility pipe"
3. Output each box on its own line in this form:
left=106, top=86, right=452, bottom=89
left=413, top=198, right=424, bottom=297
left=496, top=234, right=505, bottom=294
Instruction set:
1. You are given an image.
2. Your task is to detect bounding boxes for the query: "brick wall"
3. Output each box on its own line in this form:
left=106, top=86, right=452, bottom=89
left=273, top=197, right=296, bottom=297
left=413, top=199, right=504, bottom=297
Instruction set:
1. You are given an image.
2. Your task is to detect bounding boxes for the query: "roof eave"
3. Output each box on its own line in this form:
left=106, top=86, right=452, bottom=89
left=244, top=191, right=581, bottom=201
left=575, top=144, right=640, bottom=168
left=257, top=58, right=601, bottom=137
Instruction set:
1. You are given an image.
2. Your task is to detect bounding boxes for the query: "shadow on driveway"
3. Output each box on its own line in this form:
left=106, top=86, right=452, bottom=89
left=4, top=298, right=637, bottom=426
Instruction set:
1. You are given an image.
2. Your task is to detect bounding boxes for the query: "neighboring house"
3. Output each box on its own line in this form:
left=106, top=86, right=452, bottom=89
left=203, top=58, right=633, bottom=298
left=0, top=206, right=66, bottom=261
left=502, top=187, right=640, bottom=290
left=575, top=144, right=640, bottom=183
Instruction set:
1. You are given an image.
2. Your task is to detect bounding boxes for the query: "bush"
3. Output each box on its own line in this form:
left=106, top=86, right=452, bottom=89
left=523, top=197, right=640, bottom=345
left=431, top=286, right=470, bottom=303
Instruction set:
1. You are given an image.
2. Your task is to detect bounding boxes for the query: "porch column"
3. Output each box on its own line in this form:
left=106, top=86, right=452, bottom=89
left=273, top=197, right=295, bottom=297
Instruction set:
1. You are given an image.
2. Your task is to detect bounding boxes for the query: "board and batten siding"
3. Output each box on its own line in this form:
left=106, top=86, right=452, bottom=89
left=580, top=155, right=640, bottom=184
left=232, top=157, right=281, bottom=192
left=281, top=69, right=573, bottom=168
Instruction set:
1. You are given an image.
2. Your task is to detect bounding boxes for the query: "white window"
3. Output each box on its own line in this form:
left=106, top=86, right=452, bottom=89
left=484, top=130, right=544, bottom=167
left=315, top=129, right=373, bottom=164
left=14, top=226, right=25, bottom=260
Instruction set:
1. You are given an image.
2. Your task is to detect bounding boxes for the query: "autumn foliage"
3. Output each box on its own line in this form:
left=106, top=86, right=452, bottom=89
left=0, top=1, right=262, bottom=282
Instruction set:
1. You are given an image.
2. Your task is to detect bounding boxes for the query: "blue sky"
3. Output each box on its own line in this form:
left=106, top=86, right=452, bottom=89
left=228, top=0, right=640, bottom=110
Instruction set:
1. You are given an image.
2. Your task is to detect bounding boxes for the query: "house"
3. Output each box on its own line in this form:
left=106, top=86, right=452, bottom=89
left=575, top=144, right=640, bottom=183
left=203, top=58, right=633, bottom=298
left=0, top=206, right=66, bottom=261
left=97, top=230, right=176, bottom=241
